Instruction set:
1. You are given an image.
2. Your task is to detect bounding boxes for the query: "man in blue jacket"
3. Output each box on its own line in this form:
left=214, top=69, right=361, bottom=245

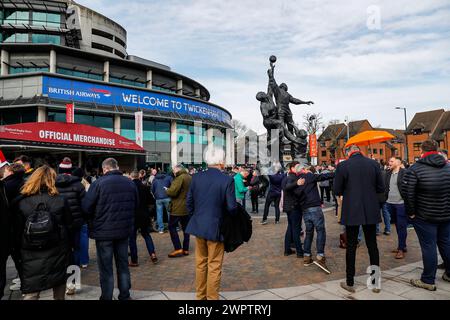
left=82, top=158, right=137, bottom=301
left=261, top=165, right=284, bottom=225
left=186, top=146, right=237, bottom=300
left=151, top=171, right=173, bottom=233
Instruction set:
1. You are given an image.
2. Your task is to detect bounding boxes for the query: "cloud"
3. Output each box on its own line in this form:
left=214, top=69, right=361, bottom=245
left=76, top=0, right=450, bottom=133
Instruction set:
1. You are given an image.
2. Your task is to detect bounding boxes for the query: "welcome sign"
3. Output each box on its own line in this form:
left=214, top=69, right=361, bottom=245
left=42, top=76, right=231, bottom=124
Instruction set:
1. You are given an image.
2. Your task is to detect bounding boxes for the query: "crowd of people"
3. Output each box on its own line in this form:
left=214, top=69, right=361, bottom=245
left=0, top=139, right=449, bottom=300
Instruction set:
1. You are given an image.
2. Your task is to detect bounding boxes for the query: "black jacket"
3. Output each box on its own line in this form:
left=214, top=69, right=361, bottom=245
left=334, top=153, right=385, bottom=226
left=55, top=174, right=86, bottom=229
left=383, top=168, right=406, bottom=202
left=133, top=179, right=155, bottom=230
left=402, top=154, right=450, bottom=223
left=3, top=172, right=24, bottom=204
left=16, top=192, right=72, bottom=294
left=282, top=173, right=301, bottom=212
left=295, top=172, right=335, bottom=210
left=221, top=203, right=252, bottom=253
left=249, top=176, right=260, bottom=194
left=82, top=170, right=137, bottom=240
left=0, top=181, right=10, bottom=260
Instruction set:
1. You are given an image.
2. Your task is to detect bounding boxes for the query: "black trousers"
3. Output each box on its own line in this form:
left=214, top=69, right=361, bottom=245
left=320, top=186, right=331, bottom=203
left=263, top=194, right=281, bottom=222
left=0, top=255, right=7, bottom=300
left=250, top=192, right=259, bottom=213
left=345, top=225, right=379, bottom=286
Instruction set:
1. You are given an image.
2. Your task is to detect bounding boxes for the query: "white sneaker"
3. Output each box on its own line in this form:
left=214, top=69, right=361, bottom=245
left=12, top=278, right=20, bottom=284
left=9, top=283, right=21, bottom=291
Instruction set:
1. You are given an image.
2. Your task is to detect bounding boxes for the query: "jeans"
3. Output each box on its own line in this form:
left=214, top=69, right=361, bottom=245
left=303, top=206, right=326, bottom=257
left=238, top=197, right=246, bottom=211
left=284, top=209, right=304, bottom=256
left=169, top=215, right=191, bottom=251
left=387, top=203, right=408, bottom=251
left=381, top=202, right=391, bottom=233
left=96, top=238, right=131, bottom=300
left=412, top=218, right=450, bottom=285
left=345, top=225, right=379, bottom=286
left=156, top=198, right=171, bottom=232
left=263, top=194, right=281, bottom=222
left=129, top=226, right=156, bottom=263
left=73, top=224, right=90, bottom=266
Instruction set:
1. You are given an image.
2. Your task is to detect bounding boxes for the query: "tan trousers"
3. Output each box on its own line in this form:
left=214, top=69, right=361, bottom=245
left=23, top=283, right=66, bottom=300
left=195, top=237, right=225, bottom=300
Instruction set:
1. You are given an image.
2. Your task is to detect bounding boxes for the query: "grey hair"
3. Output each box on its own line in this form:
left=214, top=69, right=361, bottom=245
left=174, top=164, right=185, bottom=170
left=102, top=158, right=119, bottom=170
left=349, top=145, right=361, bottom=152
left=204, top=146, right=225, bottom=166
left=130, top=170, right=140, bottom=179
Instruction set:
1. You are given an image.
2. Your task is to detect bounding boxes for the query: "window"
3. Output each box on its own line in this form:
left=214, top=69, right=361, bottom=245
left=114, top=36, right=126, bottom=47
left=1, top=32, right=28, bottom=43
left=0, top=107, right=37, bottom=125
left=373, top=149, right=377, bottom=154
left=31, top=33, right=60, bottom=44
left=413, top=143, right=422, bottom=152
left=321, top=151, right=327, bottom=157
left=75, top=114, right=113, bottom=132
left=2, top=10, right=29, bottom=25
left=92, top=28, right=114, bottom=40
left=114, top=50, right=126, bottom=59
left=152, top=85, right=176, bottom=94
left=121, top=118, right=170, bottom=142
left=110, top=76, right=145, bottom=88
left=380, top=149, right=383, bottom=155
left=9, top=66, right=49, bottom=74
left=57, top=67, right=103, bottom=81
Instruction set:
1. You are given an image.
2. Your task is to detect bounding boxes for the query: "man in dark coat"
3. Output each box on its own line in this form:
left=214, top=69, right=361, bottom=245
left=0, top=180, right=10, bottom=300
left=186, top=146, right=237, bottom=300
left=151, top=171, right=173, bottom=233
left=333, top=145, right=385, bottom=293
left=128, top=171, right=157, bottom=266
left=82, top=158, right=137, bottom=301
left=261, top=166, right=284, bottom=225
left=402, top=140, right=450, bottom=291
left=55, top=158, right=86, bottom=276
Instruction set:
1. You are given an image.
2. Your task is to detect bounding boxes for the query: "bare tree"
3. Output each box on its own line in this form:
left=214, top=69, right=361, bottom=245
left=303, top=113, right=323, bottom=135
left=231, top=119, right=249, bottom=138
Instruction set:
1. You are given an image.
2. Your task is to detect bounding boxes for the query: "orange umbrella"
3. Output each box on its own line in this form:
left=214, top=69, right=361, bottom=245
left=345, top=130, right=395, bottom=148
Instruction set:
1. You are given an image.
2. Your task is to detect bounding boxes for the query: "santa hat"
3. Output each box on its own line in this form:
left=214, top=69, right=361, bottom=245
left=58, top=157, right=73, bottom=174
left=0, top=150, right=10, bottom=169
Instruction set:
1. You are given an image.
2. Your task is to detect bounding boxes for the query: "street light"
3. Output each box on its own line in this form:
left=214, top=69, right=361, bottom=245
left=396, top=107, right=409, bottom=163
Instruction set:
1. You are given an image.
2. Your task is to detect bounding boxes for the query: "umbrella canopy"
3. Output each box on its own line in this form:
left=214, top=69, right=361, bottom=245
left=345, top=130, right=395, bottom=148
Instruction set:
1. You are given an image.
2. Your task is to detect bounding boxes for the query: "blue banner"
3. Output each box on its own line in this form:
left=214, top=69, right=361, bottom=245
left=42, top=76, right=231, bottom=125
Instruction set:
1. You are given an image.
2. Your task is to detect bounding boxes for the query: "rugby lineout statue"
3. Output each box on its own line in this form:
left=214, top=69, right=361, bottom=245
left=256, top=55, right=314, bottom=166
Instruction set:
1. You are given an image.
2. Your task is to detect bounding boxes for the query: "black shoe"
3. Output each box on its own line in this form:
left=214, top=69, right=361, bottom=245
left=284, top=250, right=295, bottom=256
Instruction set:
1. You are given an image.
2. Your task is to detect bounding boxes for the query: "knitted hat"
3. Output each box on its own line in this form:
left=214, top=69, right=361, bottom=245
left=58, top=157, right=73, bottom=174
left=0, top=150, right=10, bottom=169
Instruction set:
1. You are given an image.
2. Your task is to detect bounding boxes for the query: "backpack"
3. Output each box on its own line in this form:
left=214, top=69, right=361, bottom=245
left=24, top=199, right=60, bottom=249
left=221, top=203, right=253, bottom=253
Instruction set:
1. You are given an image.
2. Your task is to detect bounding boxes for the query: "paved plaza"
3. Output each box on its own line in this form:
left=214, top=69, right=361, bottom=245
left=3, top=200, right=449, bottom=300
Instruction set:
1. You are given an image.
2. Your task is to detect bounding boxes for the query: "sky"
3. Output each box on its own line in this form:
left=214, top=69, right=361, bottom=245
left=78, top=0, right=450, bottom=134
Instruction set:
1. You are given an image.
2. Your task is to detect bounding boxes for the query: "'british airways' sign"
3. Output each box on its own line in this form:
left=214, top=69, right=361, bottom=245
left=42, top=76, right=231, bottom=125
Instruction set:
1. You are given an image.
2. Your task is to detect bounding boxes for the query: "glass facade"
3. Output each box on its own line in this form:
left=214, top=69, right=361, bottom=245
left=47, top=110, right=113, bottom=132
left=57, top=67, right=103, bottom=81
left=152, top=85, right=176, bottom=94
left=110, top=76, right=146, bottom=88
left=121, top=118, right=171, bottom=142
left=0, top=9, right=62, bottom=28
left=9, top=66, right=49, bottom=74
left=0, top=107, right=37, bottom=125
left=0, top=31, right=60, bottom=44
left=31, top=33, right=61, bottom=44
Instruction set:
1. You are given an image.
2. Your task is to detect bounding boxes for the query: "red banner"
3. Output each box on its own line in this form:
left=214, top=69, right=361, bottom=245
left=309, top=134, right=318, bottom=157
left=66, top=103, right=74, bottom=123
left=0, top=122, right=145, bottom=153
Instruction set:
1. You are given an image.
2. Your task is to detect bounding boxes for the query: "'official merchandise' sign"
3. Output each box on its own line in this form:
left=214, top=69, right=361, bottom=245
left=42, top=76, right=231, bottom=124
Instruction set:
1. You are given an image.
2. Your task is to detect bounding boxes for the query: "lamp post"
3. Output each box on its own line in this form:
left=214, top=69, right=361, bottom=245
left=396, top=107, right=409, bottom=164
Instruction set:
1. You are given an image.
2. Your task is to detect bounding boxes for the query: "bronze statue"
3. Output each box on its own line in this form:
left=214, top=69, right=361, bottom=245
left=257, top=55, right=314, bottom=164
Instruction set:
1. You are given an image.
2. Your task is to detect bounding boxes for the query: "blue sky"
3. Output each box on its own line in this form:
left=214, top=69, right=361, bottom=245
left=78, top=0, right=450, bottom=133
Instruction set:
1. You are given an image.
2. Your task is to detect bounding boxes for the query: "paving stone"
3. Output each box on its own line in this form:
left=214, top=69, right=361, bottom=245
left=377, top=280, right=416, bottom=296
left=220, top=290, right=265, bottom=300
left=401, top=288, right=450, bottom=300
left=291, top=289, right=347, bottom=300
left=163, top=291, right=197, bottom=300
left=351, top=288, right=407, bottom=300
left=268, top=285, right=317, bottom=299
left=237, top=291, right=283, bottom=300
